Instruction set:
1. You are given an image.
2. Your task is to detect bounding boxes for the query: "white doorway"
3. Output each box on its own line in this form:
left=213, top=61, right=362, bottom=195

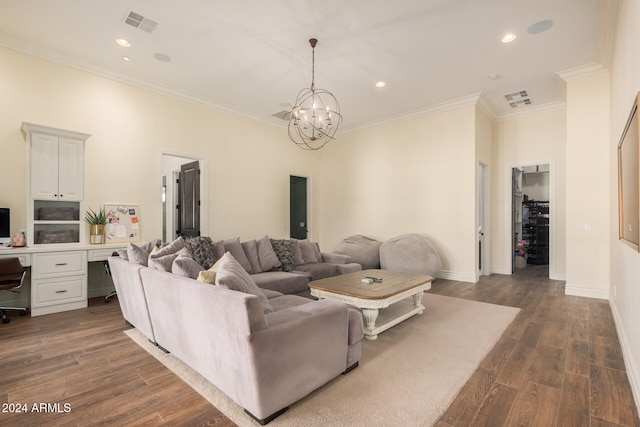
left=161, top=152, right=207, bottom=242
left=477, top=162, right=489, bottom=278
left=511, top=163, right=553, bottom=276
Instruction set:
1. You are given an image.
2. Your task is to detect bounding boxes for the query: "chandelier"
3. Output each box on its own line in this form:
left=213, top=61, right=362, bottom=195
left=288, top=38, right=343, bottom=150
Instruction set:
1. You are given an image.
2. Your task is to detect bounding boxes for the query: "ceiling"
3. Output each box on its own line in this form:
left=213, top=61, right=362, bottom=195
left=0, top=0, right=611, bottom=132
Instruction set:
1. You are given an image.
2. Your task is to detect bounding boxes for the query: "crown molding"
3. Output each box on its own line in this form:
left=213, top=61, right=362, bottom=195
left=556, top=63, right=607, bottom=81
left=497, top=101, right=566, bottom=121
left=343, top=93, right=483, bottom=135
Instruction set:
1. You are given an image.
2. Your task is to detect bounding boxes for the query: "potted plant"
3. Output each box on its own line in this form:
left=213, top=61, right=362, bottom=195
left=85, top=207, right=107, bottom=244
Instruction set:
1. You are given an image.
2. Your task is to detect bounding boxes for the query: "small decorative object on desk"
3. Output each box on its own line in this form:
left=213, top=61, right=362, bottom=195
left=11, top=232, right=26, bottom=247
left=85, top=207, right=107, bottom=244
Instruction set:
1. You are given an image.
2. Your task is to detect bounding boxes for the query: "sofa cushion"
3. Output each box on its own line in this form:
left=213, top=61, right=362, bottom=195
left=256, top=235, right=281, bottom=272
left=172, top=256, right=205, bottom=279
left=294, top=262, right=341, bottom=281
left=215, top=253, right=274, bottom=314
left=223, top=237, right=253, bottom=274
left=270, top=239, right=296, bottom=272
left=268, top=294, right=314, bottom=312
left=242, top=239, right=262, bottom=274
left=184, top=236, right=219, bottom=269
left=251, top=271, right=311, bottom=295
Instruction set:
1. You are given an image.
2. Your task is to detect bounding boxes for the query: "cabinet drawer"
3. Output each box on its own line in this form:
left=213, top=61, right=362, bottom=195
left=34, top=276, right=85, bottom=305
left=0, top=253, right=31, bottom=266
left=33, top=251, right=87, bottom=278
left=87, top=247, right=122, bottom=262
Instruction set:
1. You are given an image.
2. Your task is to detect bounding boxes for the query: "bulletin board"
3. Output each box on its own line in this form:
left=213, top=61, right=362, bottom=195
left=105, top=203, right=141, bottom=243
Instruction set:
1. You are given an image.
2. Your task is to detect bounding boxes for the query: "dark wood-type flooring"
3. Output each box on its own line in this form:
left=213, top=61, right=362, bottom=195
left=1, top=265, right=638, bottom=426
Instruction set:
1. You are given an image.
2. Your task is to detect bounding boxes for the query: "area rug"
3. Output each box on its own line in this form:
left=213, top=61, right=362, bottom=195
left=125, top=294, right=520, bottom=426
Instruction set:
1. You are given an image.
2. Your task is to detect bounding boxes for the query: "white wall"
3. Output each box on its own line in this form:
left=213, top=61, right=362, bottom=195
left=492, top=108, right=567, bottom=278
left=0, top=46, right=319, bottom=245
left=318, top=103, right=478, bottom=282
left=563, top=70, right=610, bottom=298
left=608, top=0, right=640, bottom=410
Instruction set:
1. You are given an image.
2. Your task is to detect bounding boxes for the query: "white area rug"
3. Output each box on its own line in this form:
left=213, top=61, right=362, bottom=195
left=125, top=293, right=520, bottom=426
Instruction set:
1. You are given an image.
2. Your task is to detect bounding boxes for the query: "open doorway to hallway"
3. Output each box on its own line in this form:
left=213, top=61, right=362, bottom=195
left=512, top=164, right=551, bottom=277
left=161, top=152, right=206, bottom=243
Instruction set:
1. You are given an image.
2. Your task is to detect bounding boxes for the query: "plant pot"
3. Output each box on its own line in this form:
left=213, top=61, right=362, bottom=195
left=89, top=224, right=106, bottom=244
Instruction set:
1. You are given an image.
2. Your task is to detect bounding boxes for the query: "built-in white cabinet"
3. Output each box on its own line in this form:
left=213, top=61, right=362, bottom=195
left=29, top=132, right=84, bottom=200
left=30, top=251, right=88, bottom=316
left=21, top=122, right=90, bottom=247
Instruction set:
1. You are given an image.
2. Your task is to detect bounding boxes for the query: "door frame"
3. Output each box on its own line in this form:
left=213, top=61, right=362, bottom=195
left=160, top=150, right=208, bottom=241
left=289, top=174, right=312, bottom=240
left=477, top=162, right=490, bottom=279
left=506, top=160, right=555, bottom=279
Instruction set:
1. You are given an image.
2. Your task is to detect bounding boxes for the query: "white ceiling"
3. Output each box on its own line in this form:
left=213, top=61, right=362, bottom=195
left=0, top=0, right=610, bottom=131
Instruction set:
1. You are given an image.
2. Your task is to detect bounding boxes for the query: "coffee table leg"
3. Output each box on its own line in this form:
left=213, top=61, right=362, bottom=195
left=362, top=308, right=379, bottom=340
left=413, top=291, right=425, bottom=314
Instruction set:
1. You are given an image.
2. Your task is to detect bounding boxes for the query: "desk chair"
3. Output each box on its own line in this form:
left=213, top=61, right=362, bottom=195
left=0, top=257, right=28, bottom=324
left=103, top=251, right=119, bottom=303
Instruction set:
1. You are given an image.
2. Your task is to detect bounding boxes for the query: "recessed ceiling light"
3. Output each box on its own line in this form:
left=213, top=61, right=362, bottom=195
left=527, top=20, right=554, bottom=35
left=122, top=56, right=130, bottom=62
left=488, top=73, right=501, bottom=80
left=375, top=81, right=386, bottom=88
left=501, top=33, right=517, bottom=43
left=116, top=38, right=131, bottom=47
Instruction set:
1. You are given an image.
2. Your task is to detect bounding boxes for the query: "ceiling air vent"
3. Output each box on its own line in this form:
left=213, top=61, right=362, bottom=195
left=123, top=11, right=158, bottom=33
left=504, top=90, right=532, bottom=109
left=272, top=110, right=292, bottom=121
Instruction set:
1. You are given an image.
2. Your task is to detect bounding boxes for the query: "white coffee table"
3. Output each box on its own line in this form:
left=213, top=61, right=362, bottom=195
left=309, top=269, right=433, bottom=340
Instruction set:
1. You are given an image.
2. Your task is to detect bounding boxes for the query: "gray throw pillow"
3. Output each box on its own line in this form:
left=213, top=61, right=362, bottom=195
left=298, top=239, right=320, bottom=263
left=270, top=239, right=296, bottom=272
left=256, top=235, right=281, bottom=272
left=127, top=243, right=150, bottom=266
left=215, top=253, right=273, bottom=314
left=291, top=239, right=305, bottom=265
left=242, top=240, right=262, bottom=274
left=172, top=256, right=205, bottom=279
left=184, top=236, right=217, bottom=269
left=223, top=237, right=253, bottom=274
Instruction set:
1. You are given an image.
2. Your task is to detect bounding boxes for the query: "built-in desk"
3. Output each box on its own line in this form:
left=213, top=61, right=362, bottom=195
left=0, top=244, right=126, bottom=316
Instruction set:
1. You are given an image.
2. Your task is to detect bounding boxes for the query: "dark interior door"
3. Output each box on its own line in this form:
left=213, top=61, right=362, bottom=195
left=177, top=160, right=200, bottom=238
left=290, top=176, right=307, bottom=239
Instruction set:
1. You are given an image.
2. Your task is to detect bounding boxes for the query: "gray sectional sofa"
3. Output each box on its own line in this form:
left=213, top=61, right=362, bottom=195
left=108, top=236, right=364, bottom=424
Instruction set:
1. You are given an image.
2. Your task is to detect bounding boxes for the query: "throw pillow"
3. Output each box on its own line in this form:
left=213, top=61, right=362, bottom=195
left=172, top=256, right=205, bottom=279
left=127, top=243, right=150, bottom=266
left=212, top=239, right=226, bottom=263
left=310, top=240, right=323, bottom=263
left=241, top=239, right=262, bottom=274
left=223, top=237, right=253, bottom=274
left=197, top=254, right=227, bottom=284
left=124, top=239, right=161, bottom=265
left=291, top=239, right=305, bottom=265
left=214, top=253, right=274, bottom=314
left=148, top=237, right=189, bottom=271
left=270, top=239, right=296, bottom=272
left=298, top=239, right=320, bottom=263
left=184, top=236, right=218, bottom=269
left=256, top=235, right=281, bottom=272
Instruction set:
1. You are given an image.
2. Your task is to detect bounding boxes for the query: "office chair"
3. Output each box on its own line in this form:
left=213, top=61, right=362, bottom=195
left=0, top=257, right=28, bottom=324
left=103, top=251, right=119, bottom=303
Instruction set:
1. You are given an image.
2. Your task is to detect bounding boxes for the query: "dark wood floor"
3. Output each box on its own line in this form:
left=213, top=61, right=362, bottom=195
left=0, top=265, right=638, bottom=426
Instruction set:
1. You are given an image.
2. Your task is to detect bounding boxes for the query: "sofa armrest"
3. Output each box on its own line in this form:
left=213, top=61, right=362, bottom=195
left=244, top=299, right=350, bottom=419
left=321, top=252, right=351, bottom=264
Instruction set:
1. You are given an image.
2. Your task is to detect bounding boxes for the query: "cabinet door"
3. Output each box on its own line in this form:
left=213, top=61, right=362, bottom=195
left=57, top=137, right=84, bottom=200
left=30, top=133, right=60, bottom=199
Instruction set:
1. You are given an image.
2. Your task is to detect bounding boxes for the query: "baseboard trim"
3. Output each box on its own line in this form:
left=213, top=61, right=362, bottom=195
left=491, top=266, right=512, bottom=275
left=564, top=285, right=609, bottom=300
left=438, top=270, right=477, bottom=283
left=609, top=299, right=640, bottom=415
